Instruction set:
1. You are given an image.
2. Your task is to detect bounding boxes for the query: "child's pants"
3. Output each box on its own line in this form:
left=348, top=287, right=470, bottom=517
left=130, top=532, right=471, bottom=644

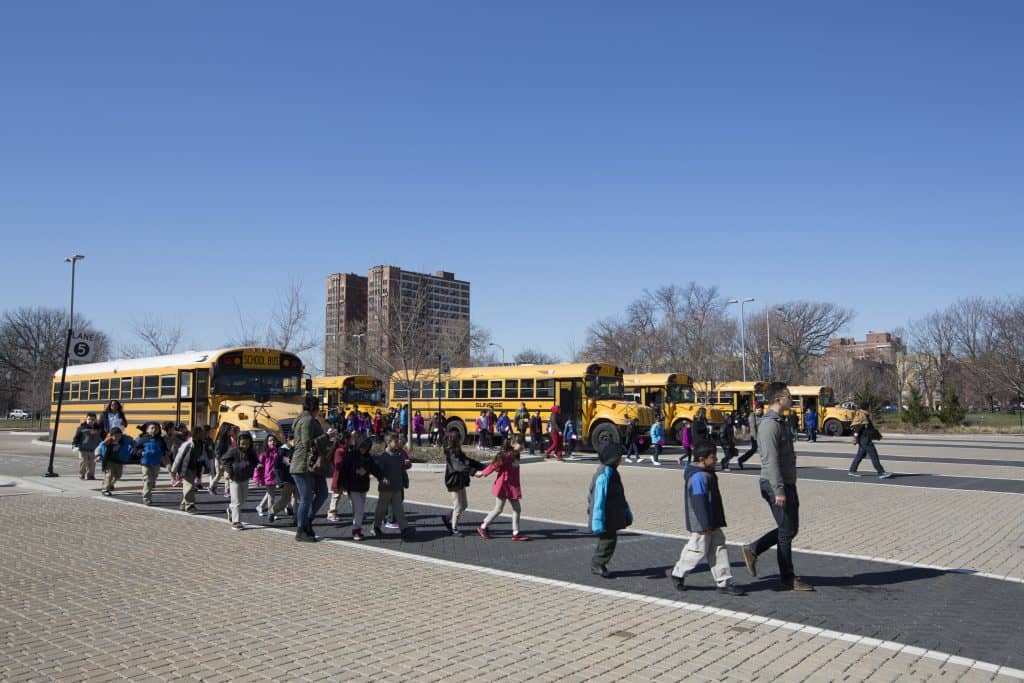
left=328, top=491, right=350, bottom=516
left=671, top=529, right=734, bottom=587
left=652, top=443, right=663, bottom=461
left=141, top=465, right=160, bottom=503
left=229, top=480, right=249, bottom=523
left=482, top=497, right=521, bottom=533
left=76, top=448, right=96, bottom=478
left=593, top=531, right=617, bottom=567
left=545, top=432, right=562, bottom=457
left=271, top=483, right=298, bottom=515
left=101, top=462, right=123, bottom=493
left=373, top=491, right=407, bottom=530
left=450, top=488, right=468, bottom=528
left=179, top=470, right=197, bottom=511
left=564, top=439, right=575, bottom=458
left=348, top=491, right=367, bottom=531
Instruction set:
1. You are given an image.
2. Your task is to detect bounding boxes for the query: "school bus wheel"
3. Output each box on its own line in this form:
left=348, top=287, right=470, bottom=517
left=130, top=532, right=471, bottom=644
left=589, top=422, right=621, bottom=453
left=823, top=419, right=843, bottom=437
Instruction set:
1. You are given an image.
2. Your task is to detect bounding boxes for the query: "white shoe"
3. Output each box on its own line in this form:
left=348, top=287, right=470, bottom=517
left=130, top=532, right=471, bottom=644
left=255, top=507, right=265, bottom=517
left=650, top=459, right=662, bottom=466
left=879, top=472, right=893, bottom=479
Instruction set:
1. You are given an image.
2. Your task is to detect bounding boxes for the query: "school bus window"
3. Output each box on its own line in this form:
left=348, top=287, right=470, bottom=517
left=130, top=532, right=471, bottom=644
left=520, top=379, right=534, bottom=399
left=133, top=377, right=143, bottom=399
left=505, top=380, right=518, bottom=399
left=445, top=380, right=458, bottom=398
left=475, top=380, right=487, bottom=399
left=121, top=378, right=132, bottom=399
left=436, top=382, right=447, bottom=399
left=70, top=381, right=80, bottom=401
left=489, top=380, right=502, bottom=399
left=422, top=382, right=434, bottom=399
left=409, top=382, right=421, bottom=400
left=719, top=391, right=733, bottom=405
left=143, top=376, right=159, bottom=399
left=791, top=396, right=802, bottom=408
left=393, top=382, right=408, bottom=400
left=537, top=379, right=554, bottom=399
left=463, top=382, right=475, bottom=399
left=98, top=378, right=109, bottom=401
left=109, top=379, right=120, bottom=400
left=194, top=374, right=208, bottom=399
left=159, top=375, right=176, bottom=398
left=179, top=373, right=191, bottom=399
left=88, top=380, right=99, bottom=400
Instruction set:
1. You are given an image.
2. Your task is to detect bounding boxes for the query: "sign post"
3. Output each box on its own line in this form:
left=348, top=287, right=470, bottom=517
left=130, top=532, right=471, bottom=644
left=46, top=254, right=85, bottom=478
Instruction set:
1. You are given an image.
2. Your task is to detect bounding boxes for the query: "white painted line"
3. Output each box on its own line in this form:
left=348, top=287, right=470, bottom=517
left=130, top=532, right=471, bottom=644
left=400, top=496, right=1024, bottom=584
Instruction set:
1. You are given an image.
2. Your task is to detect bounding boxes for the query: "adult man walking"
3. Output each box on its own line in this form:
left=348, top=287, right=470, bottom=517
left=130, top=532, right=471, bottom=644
left=741, top=382, right=813, bottom=591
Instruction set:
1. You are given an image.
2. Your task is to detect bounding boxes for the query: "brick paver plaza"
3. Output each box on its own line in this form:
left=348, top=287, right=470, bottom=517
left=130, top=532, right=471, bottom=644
left=1, top=432, right=1022, bottom=681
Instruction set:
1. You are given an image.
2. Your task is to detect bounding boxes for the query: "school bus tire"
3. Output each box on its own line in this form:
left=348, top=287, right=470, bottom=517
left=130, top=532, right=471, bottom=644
left=589, top=422, right=621, bottom=453
left=823, top=419, right=843, bottom=437
left=446, top=419, right=467, bottom=443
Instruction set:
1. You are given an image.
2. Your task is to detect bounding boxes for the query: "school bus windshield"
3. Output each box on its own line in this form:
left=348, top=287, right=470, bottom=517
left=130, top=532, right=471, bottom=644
left=667, top=383, right=696, bottom=403
left=820, top=388, right=836, bottom=407
left=586, top=375, right=625, bottom=400
left=214, top=369, right=303, bottom=396
left=342, top=386, right=384, bottom=406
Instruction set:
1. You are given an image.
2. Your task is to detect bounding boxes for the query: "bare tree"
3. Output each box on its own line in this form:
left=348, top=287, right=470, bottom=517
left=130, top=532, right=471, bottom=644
left=469, top=323, right=499, bottom=366
left=0, top=307, right=110, bottom=415
left=908, top=310, right=957, bottom=408
left=767, top=301, right=855, bottom=382
left=513, top=348, right=560, bottom=365
left=121, top=315, right=183, bottom=358
left=229, top=277, right=321, bottom=373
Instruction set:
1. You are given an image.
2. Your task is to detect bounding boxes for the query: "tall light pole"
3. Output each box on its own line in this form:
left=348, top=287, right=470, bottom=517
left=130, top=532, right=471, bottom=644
left=488, top=342, right=505, bottom=365
left=765, top=306, right=783, bottom=381
left=727, top=298, right=755, bottom=382
left=46, top=254, right=85, bottom=477
left=351, top=333, right=365, bottom=374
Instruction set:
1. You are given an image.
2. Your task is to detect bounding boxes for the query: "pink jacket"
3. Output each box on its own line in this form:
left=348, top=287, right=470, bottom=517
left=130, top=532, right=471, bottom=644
left=253, top=448, right=279, bottom=486
left=480, top=455, right=522, bottom=500
left=681, top=425, right=693, bottom=448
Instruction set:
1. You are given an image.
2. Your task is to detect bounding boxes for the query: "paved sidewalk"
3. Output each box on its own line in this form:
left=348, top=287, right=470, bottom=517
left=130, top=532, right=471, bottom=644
left=0, top=493, right=1018, bottom=682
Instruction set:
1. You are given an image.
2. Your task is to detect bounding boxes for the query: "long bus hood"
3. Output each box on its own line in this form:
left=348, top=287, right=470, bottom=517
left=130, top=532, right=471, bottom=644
left=216, top=399, right=303, bottom=436
left=597, top=401, right=656, bottom=425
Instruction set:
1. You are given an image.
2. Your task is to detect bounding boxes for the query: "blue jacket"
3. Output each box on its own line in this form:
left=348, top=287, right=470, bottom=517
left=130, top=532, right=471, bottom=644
left=588, top=464, right=632, bottom=534
left=650, top=422, right=665, bottom=445
left=135, top=434, right=167, bottom=467
left=804, top=410, right=818, bottom=429
left=563, top=420, right=577, bottom=442
left=683, top=464, right=727, bottom=532
left=99, top=436, right=133, bottom=466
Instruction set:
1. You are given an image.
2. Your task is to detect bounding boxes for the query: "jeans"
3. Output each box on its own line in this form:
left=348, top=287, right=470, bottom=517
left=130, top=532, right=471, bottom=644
left=652, top=443, right=662, bottom=461
left=294, top=474, right=329, bottom=531
left=737, top=439, right=757, bottom=464
left=807, top=427, right=817, bottom=442
left=625, top=440, right=639, bottom=458
left=850, top=440, right=885, bottom=474
left=751, top=480, right=799, bottom=585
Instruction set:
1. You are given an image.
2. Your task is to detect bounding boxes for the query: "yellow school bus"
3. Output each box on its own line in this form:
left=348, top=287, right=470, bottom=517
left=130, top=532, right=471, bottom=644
left=50, top=347, right=306, bottom=442
left=787, top=385, right=856, bottom=436
left=624, top=373, right=725, bottom=443
left=389, top=362, right=656, bottom=452
left=695, top=381, right=769, bottom=415
left=311, top=375, right=386, bottom=416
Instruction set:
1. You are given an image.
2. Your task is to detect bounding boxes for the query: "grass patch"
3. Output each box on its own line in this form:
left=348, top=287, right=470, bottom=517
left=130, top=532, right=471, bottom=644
left=875, top=412, right=1023, bottom=434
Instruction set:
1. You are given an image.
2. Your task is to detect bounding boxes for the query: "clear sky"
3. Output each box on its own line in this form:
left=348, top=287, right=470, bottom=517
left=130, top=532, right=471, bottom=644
left=2, top=1, right=1022, bottom=367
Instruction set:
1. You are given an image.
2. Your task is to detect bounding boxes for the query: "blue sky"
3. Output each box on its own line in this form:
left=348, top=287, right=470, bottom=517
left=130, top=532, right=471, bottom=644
left=2, top=1, right=1022, bottom=368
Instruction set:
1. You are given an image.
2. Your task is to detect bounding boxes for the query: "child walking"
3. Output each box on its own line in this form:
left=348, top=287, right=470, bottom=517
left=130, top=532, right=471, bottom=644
left=254, top=434, right=281, bottom=516
left=649, top=418, right=665, bottom=466
left=327, top=432, right=353, bottom=523
left=587, top=444, right=632, bottom=578
left=476, top=443, right=529, bottom=541
left=371, top=435, right=412, bottom=539
left=98, top=427, right=132, bottom=496
left=135, top=422, right=169, bottom=506
left=221, top=432, right=259, bottom=531
left=562, top=417, right=578, bottom=460
left=441, top=429, right=485, bottom=536
left=665, top=443, right=746, bottom=595
left=170, top=426, right=209, bottom=513
left=340, top=437, right=383, bottom=540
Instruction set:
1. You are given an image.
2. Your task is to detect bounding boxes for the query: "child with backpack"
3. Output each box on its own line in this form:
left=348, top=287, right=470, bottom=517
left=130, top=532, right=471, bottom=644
left=98, top=427, right=133, bottom=496
left=588, top=443, right=632, bottom=578
left=475, top=442, right=529, bottom=541
left=562, top=417, right=578, bottom=460
left=135, top=423, right=169, bottom=506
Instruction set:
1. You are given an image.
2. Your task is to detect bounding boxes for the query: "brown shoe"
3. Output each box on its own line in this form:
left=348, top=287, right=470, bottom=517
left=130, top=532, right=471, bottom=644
left=791, top=578, right=815, bottom=592
left=742, top=546, right=758, bottom=577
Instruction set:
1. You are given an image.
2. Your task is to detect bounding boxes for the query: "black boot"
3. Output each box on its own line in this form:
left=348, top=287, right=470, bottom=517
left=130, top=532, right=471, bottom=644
left=295, top=527, right=316, bottom=543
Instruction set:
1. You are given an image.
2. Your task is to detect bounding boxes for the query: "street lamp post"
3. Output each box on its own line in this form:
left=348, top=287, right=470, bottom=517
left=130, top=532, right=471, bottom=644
left=351, top=333, right=365, bottom=374
left=488, top=342, right=505, bottom=365
left=46, top=254, right=85, bottom=478
left=727, top=298, right=755, bottom=382
left=765, top=306, right=783, bottom=381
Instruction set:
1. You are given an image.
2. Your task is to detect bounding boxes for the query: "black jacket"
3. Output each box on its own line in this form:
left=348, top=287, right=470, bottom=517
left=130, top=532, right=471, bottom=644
left=444, top=447, right=484, bottom=491
left=691, top=419, right=711, bottom=449
left=340, top=448, right=382, bottom=493
left=221, top=445, right=258, bottom=483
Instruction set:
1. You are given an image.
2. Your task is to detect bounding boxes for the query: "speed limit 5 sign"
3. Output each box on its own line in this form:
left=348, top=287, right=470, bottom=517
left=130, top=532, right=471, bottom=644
left=70, top=336, right=95, bottom=362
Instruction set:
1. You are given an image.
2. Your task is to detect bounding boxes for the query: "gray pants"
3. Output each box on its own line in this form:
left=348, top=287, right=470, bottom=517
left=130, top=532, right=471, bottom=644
left=373, top=490, right=407, bottom=530
left=482, top=497, right=521, bottom=534
left=348, top=491, right=367, bottom=531
left=142, top=465, right=160, bottom=503
left=450, top=488, right=468, bottom=528
left=76, top=448, right=96, bottom=478
left=229, top=480, right=249, bottom=523
left=671, top=529, right=734, bottom=587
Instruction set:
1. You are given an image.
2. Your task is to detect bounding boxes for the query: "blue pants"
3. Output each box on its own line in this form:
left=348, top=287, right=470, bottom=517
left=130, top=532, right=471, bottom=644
left=294, top=474, right=329, bottom=530
left=806, top=427, right=817, bottom=442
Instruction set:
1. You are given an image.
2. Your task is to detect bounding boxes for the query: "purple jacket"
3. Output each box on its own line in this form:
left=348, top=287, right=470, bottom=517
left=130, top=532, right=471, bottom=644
left=253, top=448, right=279, bottom=486
left=681, top=425, right=693, bottom=448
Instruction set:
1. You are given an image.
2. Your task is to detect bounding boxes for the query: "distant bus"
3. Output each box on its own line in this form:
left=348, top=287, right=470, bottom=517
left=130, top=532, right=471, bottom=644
left=786, top=385, right=857, bottom=436
left=695, top=381, right=769, bottom=416
left=390, top=362, right=656, bottom=452
left=50, top=347, right=306, bottom=442
left=311, top=375, right=386, bottom=416
left=624, top=373, right=725, bottom=443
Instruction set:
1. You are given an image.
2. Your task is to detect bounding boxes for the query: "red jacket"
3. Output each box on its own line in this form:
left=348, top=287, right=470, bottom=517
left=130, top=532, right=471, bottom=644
left=480, top=453, right=522, bottom=500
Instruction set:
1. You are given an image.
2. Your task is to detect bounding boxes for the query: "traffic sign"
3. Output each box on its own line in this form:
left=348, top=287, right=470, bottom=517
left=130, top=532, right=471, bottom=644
left=70, top=336, right=96, bottom=362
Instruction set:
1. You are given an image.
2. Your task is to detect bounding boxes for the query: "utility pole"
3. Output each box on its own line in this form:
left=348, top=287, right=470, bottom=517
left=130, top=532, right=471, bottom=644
left=46, top=254, right=85, bottom=477
left=728, top=298, right=755, bottom=382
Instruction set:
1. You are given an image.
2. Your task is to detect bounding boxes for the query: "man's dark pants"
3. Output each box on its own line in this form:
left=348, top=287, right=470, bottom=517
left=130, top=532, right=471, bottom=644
left=737, top=439, right=757, bottom=464
left=849, top=440, right=884, bottom=474
left=750, top=480, right=799, bottom=586
left=593, top=531, right=618, bottom=567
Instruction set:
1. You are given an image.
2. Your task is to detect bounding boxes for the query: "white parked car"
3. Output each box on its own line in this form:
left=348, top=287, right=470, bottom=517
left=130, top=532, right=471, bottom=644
left=7, top=409, right=31, bottom=420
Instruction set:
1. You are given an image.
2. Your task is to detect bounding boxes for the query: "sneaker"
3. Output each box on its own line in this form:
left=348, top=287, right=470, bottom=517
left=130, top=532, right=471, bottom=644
left=742, top=546, right=758, bottom=577
left=231, top=522, right=244, bottom=531
left=225, top=505, right=231, bottom=519
left=451, top=528, right=464, bottom=537
left=285, top=506, right=294, bottom=516
left=86, top=475, right=96, bottom=480
left=100, top=490, right=112, bottom=497
left=591, top=564, right=610, bottom=578
left=352, top=529, right=364, bottom=541
left=650, top=459, right=662, bottom=467
left=440, top=515, right=452, bottom=532
left=143, top=500, right=152, bottom=506
left=477, top=526, right=491, bottom=539
left=268, top=512, right=277, bottom=523
left=326, top=514, right=340, bottom=523
left=79, top=475, right=85, bottom=480
left=385, top=522, right=400, bottom=530
left=295, top=529, right=316, bottom=543
left=372, top=525, right=383, bottom=538
left=717, top=584, right=747, bottom=596
left=222, top=490, right=230, bottom=498
left=737, top=461, right=745, bottom=470
left=879, top=472, right=894, bottom=479
left=847, top=471, right=862, bottom=477
left=664, top=568, right=684, bottom=591
left=207, top=485, right=217, bottom=496
left=256, top=508, right=265, bottom=517
left=776, top=578, right=815, bottom=592
left=512, top=532, right=530, bottom=542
